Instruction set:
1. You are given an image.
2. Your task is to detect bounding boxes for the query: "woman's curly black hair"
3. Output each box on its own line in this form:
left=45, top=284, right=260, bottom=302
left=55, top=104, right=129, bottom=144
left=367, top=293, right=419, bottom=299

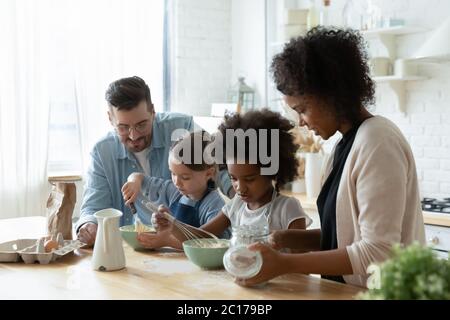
left=217, top=109, right=299, bottom=192
left=271, top=27, right=375, bottom=124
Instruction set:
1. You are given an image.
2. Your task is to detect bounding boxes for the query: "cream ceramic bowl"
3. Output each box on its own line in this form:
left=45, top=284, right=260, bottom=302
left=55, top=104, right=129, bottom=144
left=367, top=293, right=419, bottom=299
left=183, top=239, right=230, bottom=269
left=119, top=224, right=156, bottom=250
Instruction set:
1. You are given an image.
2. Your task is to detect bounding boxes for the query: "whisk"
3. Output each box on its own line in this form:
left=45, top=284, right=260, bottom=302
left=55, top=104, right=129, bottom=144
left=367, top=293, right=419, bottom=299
left=130, top=203, right=147, bottom=234
left=140, top=198, right=221, bottom=248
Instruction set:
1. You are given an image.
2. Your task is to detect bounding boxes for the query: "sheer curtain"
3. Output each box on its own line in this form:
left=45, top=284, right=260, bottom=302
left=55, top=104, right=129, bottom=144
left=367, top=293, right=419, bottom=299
left=0, top=0, right=165, bottom=218
left=0, top=0, right=51, bottom=218
left=65, top=0, right=165, bottom=170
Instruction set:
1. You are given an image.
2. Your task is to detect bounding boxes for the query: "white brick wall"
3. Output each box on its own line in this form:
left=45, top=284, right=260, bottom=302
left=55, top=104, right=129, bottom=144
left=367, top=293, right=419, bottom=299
left=170, top=0, right=232, bottom=116
left=309, top=0, right=450, bottom=200
left=327, top=0, right=450, bottom=199
left=172, top=0, right=450, bottom=198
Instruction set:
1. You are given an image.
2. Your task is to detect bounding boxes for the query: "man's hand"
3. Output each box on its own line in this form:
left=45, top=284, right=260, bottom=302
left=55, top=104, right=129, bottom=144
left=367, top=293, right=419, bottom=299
left=77, top=222, right=98, bottom=247
left=122, top=173, right=144, bottom=206
left=121, top=181, right=141, bottom=206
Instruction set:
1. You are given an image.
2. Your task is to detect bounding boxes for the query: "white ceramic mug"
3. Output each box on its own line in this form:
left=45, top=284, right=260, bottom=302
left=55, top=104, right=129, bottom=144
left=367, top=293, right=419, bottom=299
left=369, top=57, right=392, bottom=76
left=394, top=59, right=418, bottom=77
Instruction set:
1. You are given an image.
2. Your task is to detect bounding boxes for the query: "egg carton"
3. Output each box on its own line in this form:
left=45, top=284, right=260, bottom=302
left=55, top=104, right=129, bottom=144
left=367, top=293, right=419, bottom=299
left=0, top=234, right=85, bottom=264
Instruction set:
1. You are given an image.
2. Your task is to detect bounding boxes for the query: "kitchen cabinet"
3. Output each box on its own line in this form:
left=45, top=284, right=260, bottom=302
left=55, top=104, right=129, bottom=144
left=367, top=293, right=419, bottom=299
left=424, top=224, right=450, bottom=259
left=422, top=212, right=450, bottom=260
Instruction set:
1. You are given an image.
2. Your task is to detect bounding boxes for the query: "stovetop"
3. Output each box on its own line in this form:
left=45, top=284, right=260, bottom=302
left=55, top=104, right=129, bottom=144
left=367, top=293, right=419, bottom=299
left=421, top=198, right=450, bottom=214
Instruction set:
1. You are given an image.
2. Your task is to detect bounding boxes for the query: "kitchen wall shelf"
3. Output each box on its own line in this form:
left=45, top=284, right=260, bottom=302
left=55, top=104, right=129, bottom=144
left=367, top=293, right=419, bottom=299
left=361, top=26, right=426, bottom=37
left=373, top=75, right=427, bottom=82
left=373, top=75, right=427, bottom=114
left=264, top=1, right=429, bottom=115
left=363, top=26, right=427, bottom=114
left=361, top=26, right=426, bottom=60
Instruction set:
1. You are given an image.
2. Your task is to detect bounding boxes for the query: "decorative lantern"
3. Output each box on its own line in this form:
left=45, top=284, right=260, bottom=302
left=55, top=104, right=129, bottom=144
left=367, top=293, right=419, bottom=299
left=227, top=77, right=255, bottom=113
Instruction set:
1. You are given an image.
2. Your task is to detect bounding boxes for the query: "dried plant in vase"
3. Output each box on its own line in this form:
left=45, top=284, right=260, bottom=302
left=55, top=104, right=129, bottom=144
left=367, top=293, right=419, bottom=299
left=280, top=99, right=323, bottom=184
left=290, top=126, right=325, bottom=197
left=292, top=125, right=324, bottom=154
left=296, top=155, right=306, bottom=179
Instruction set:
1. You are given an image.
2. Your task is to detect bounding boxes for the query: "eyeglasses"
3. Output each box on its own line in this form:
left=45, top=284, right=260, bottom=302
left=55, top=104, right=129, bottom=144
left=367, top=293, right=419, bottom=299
left=114, top=120, right=150, bottom=136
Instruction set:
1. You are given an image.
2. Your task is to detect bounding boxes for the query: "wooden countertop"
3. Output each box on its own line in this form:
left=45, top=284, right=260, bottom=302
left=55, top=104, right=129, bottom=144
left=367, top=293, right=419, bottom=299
left=283, top=191, right=450, bottom=228
left=0, top=217, right=363, bottom=300
left=422, top=212, right=450, bottom=227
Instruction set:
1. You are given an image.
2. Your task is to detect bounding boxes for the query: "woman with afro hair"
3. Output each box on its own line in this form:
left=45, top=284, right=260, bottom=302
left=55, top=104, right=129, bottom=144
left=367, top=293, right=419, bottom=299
left=238, top=27, right=425, bottom=288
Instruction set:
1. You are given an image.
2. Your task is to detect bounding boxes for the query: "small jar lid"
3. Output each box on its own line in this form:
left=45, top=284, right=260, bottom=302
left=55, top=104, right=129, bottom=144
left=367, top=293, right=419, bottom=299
left=223, top=245, right=262, bottom=279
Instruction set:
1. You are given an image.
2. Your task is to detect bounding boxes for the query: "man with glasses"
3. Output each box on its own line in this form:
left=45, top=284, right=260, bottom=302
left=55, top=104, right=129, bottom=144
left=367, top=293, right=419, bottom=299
left=76, top=76, right=232, bottom=246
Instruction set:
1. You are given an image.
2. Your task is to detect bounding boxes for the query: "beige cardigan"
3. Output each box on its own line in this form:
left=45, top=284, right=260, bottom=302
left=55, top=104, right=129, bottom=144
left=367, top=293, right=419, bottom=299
left=321, top=116, right=426, bottom=287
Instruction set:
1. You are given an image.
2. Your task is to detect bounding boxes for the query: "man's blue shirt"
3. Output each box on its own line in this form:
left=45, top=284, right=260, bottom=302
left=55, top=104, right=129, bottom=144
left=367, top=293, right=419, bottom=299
left=76, top=112, right=194, bottom=229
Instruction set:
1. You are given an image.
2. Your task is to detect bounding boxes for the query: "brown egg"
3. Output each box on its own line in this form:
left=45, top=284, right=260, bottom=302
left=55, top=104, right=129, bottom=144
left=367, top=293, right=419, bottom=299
left=44, top=240, right=59, bottom=253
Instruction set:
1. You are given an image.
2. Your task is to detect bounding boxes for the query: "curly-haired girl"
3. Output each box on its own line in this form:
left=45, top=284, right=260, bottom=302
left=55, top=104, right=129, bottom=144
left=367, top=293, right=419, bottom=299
left=152, top=109, right=312, bottom=250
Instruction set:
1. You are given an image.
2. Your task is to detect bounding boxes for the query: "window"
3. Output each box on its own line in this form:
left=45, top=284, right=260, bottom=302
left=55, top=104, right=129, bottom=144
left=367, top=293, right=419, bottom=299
left=46, top=0, right=166, bottom=174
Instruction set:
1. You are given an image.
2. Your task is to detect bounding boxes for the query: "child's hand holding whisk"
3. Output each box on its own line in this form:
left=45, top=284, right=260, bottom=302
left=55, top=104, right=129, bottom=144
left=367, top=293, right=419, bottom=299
left=138, top=203, right=181, bottom=249
left=141, top=198, right=174, bottom=232
left=143, top=199, right=220, bottom=246
left=151, top=206, right=174, bottom=233
left=136, top=228, right=172, bottom=249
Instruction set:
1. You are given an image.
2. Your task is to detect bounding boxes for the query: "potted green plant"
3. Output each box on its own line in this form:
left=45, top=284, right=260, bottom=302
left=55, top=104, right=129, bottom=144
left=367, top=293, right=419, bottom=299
left=359, top=243, right=450, bottom=300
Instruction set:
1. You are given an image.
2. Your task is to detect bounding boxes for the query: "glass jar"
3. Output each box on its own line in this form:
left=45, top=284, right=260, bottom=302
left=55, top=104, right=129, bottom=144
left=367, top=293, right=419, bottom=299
left=223, top=225, right=269, bottom=279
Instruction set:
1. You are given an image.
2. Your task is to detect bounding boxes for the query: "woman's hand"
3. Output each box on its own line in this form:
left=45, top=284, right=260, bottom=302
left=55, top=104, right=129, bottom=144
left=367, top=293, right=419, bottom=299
left=268, top=230, right=285, bottom=250
left=234, top=243, right=286, bottom=287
